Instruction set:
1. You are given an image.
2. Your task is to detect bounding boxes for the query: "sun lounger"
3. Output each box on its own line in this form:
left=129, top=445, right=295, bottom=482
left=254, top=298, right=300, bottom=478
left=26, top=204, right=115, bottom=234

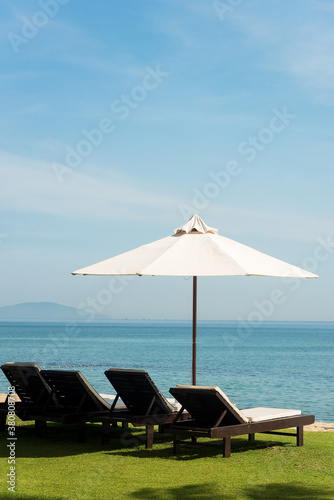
left=0, top=362, right=58, bottom=430
left=1, top=362, right=57, bottom=408
left=41, top=369, right=113, bottom=413
left=36, top=368, right=123, bottom=441
left=166, top=385, right=315, bottom=457
left=100, top=368, right=188, bottom=448
left=1, top=364, right=121, bottom=441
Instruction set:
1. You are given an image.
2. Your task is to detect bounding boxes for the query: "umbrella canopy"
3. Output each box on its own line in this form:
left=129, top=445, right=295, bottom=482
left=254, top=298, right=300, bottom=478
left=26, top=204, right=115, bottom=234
left=72, top=214, right=318, bottom=383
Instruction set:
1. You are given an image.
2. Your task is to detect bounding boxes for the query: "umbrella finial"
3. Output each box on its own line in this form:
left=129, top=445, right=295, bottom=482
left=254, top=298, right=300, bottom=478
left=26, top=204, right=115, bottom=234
left=174, top=214, right=218, bottom=235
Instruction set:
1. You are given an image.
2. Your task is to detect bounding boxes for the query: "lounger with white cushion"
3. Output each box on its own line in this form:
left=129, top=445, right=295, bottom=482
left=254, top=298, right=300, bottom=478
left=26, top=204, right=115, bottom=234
left=166, top=385, right=314, bottom=457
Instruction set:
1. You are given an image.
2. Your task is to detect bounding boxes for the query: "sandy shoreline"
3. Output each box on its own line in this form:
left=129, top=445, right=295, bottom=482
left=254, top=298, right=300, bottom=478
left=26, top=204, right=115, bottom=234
left=304, top=422, right=334, bottom=432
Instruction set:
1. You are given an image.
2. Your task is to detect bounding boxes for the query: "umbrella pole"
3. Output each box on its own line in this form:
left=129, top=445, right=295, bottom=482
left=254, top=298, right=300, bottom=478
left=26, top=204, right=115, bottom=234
left=192, top=276, right=197, bottom=385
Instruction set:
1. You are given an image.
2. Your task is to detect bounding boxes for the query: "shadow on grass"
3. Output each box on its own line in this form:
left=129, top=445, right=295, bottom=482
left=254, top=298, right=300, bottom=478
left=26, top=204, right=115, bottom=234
left=109, top=436, right=295, bottom=461
left=130, top=482, right=228, bottom=499
left=243, top=483, right=334, bottom=499
left=129, top=483, right=334, bottom=499
left=0, top=496, right=65, bottom=500
left=0, top=424, right=298, bottom=459
left=0, top=423, right=128, bottom=458
left=0, top=423, right=182, bottom=458
left=0, top=483, right=332, bottom=500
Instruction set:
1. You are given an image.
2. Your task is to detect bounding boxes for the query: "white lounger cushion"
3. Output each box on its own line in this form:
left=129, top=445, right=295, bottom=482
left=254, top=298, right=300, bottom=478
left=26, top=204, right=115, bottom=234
left=241, top=407, right=302, bottom=422
left=166, top=397, right=182, bottom=411
left=175, top=386, right=301, bottom=423
left=99, top=393, right=127, bottom=409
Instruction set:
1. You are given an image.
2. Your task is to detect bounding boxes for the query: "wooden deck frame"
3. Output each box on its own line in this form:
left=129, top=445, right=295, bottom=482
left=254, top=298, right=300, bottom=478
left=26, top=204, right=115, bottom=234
left=98, top=410, right=188, bottom=449
left=170, top=414, right=314, bottom=456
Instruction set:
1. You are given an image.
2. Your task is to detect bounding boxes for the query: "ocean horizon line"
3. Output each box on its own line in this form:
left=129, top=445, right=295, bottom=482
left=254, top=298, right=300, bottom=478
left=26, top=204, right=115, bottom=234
left=1, top=318, right=334, bottom=325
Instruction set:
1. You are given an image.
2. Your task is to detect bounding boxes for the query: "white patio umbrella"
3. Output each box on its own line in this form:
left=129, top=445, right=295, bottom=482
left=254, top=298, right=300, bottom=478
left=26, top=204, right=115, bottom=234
left=72, top=214, right=318, bottom=384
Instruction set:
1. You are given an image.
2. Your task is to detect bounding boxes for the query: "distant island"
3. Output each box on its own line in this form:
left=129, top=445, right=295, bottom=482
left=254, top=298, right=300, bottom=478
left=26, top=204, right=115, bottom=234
left=0, top=302, right=112, bottom=322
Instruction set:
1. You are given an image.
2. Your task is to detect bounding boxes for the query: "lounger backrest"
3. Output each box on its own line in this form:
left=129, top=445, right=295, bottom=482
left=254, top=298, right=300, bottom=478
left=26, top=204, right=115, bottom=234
left=105, top=369, right=175, bottom=415
left=41, top=369, right=111, bottom=413
left=170, top=385, right=248, bottom=427
left=1, top=362, right=57, bottom=407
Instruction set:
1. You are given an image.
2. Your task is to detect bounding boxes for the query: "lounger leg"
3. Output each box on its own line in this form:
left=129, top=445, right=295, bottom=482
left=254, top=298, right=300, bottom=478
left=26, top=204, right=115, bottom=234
left=112, top=421, right=118, bottom=428
left=122, top=422, right=129, bottom=429
left=146, top=425, right=154, bottom=449
left=77, top=422, right=86, bottom=443
left=173, top=434, right=181, bottom=454
left=0, top=412, right=6, bottom=431
left=102, top=421, right=110, bottom=444
left=297, top=426, right=303, bottom=447
left=35, top=420, right=47, bottom=437
left=191, top=436, right=197, bottom=444
left=223, top=437, right=231, bottom=458
left=248, top=433, right=255, bottom=443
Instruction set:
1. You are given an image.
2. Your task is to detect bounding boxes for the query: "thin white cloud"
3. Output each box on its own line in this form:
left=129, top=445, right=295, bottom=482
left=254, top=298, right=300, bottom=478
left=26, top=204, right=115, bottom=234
left=3, top=8, right=143, bottom=78
left=230, top=4, right=334, bottom=97
left=18, top=103, right=49, bottom=116
left=281, top=27, right=334, bottom=90
left=0, top=71, right=52, bottom=81
left=0, top=152, right=178, bottom=222
left=207, top=204, right=334, bottom=245
left=2, top=152, right=328, bottom=245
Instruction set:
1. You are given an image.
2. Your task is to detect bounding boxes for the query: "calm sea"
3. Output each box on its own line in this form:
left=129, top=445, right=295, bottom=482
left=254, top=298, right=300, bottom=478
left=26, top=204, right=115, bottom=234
left=0, top=321, right=333, bottom=422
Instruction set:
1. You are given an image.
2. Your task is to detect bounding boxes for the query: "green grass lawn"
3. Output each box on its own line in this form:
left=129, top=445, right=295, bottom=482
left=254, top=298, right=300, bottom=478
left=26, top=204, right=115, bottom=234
left=1, top=420, right=333, bottom=500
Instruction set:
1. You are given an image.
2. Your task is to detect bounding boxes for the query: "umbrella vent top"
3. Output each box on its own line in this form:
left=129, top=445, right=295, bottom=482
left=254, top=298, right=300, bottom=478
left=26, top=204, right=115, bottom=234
left=174, top=214, right=218, bottom=236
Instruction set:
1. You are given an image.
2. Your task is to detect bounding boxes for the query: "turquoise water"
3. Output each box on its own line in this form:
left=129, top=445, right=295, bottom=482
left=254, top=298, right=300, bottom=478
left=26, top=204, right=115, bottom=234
left=0, top=321, right=333, bottom=422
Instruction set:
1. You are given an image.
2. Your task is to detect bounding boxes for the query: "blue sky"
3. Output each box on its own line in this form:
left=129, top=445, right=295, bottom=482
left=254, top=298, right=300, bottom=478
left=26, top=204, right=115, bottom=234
left=1, top=0, right=333, bottom=321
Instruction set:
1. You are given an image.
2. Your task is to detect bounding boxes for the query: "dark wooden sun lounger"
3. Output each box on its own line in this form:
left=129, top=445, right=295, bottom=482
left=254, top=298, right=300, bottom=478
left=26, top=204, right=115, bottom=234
left=1, top=363, right=117, bottom=442
left=0, top=362, right=59, bottom=430
left=100, top=368, right=189, bottom=449
left=166, top=386, right=315, bottom=457
left=36, top=368, right=117, bottom=441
